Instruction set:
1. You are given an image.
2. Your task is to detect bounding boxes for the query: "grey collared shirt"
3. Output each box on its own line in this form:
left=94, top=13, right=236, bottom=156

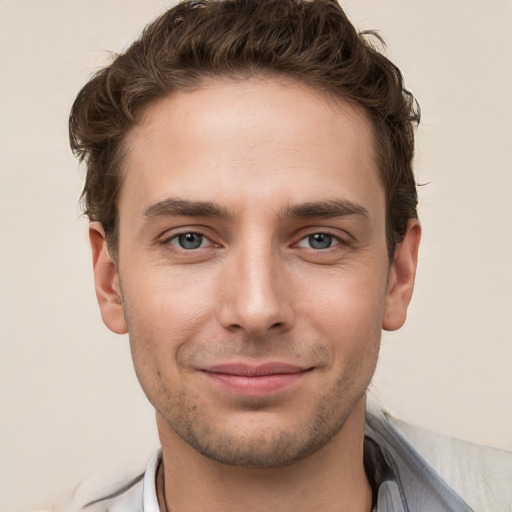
left=75, top=408, right=474, bottom=511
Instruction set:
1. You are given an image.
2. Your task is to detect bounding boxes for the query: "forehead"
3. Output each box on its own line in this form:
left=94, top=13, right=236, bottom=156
left=120, top=78, right=383, bottom=221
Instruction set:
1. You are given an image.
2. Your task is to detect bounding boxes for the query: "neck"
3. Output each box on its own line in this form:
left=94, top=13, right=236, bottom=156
left=156, top=396, right=372, bottom=512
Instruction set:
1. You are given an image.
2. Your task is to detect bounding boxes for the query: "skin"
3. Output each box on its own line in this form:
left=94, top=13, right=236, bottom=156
left=90, top=78, right=420, bottom=512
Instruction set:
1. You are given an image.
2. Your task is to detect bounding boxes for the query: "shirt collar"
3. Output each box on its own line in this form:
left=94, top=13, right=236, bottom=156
left=142, top=447, right=162, bottom=512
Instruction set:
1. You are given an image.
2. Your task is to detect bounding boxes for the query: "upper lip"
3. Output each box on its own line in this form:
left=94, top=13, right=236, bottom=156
left=201, top=363, right=312, bottom=376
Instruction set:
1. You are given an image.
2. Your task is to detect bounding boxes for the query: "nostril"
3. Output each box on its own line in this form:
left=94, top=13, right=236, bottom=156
left=271, top=322, right=283, bottom=328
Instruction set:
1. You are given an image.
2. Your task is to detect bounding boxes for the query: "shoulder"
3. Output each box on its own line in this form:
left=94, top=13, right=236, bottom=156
left=64, top=470, right=145, bottom=512
left=62, top=448, right=161, bottom=511
left=366, top=399, right=512, bottom=512
left=388, top=414, right=512, bottom=512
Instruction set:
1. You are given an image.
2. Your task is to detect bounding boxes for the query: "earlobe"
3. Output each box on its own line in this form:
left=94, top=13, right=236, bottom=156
left=382, top=219, right=421, bottom=331
left=89, top=222, right=128, bottom=335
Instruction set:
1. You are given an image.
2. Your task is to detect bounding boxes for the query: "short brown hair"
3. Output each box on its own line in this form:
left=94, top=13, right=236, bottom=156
left=69, top=0, right=420, bottom=258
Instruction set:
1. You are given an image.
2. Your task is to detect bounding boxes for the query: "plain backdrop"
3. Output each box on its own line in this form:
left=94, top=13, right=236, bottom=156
left=1, top=0, right=511, bottom=510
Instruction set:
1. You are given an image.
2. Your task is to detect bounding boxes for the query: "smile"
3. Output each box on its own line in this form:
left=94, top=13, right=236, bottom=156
left=200, top=363, right=314, bottom=397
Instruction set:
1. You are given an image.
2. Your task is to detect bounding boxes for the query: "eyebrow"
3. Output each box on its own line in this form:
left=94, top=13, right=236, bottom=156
left=142, top=198, right=232, bottom=220
left=141, top=197, right=368, bottom=222
left=281, top=199, right=369, bottom=219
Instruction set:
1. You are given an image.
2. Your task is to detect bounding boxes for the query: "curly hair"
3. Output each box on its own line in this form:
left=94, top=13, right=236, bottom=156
left=69, top=0, right=420, bottom=259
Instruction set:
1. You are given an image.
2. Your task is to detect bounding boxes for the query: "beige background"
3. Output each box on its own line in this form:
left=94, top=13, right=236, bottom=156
left=1, top=0, right=511, bottom=510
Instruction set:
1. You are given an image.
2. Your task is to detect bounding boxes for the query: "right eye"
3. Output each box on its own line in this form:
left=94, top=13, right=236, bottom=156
left=169, top=232, right=208, bottom=250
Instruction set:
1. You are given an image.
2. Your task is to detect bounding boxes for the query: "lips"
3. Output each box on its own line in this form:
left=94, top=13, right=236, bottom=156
left=200, top=363, right=313, bottom=397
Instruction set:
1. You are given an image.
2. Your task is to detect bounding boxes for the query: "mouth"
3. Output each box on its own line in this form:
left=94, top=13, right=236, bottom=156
left=200, top=363, right=314, bottom=397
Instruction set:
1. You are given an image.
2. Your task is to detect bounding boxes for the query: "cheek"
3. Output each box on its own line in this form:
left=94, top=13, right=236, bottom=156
left=301, top=268, right=387, bottom=337
left=297, top=266, right=386, bottom=382
left=122, top=269, right=214, bottom=340
left=119, top=271, right=211, bottom=393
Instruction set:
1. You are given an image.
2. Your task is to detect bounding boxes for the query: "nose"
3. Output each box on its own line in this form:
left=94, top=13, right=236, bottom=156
left=217, top=241, right=294, bottom=337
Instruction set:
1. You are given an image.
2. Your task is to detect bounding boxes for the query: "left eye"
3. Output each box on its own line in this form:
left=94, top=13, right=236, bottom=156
left=297, top=233, right=337, bottom=250
left=170, top=233, right=207, bottom=250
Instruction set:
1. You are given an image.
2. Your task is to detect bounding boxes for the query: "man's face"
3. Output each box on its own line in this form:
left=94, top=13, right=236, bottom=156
left=92, top=78, right=417, bottom=467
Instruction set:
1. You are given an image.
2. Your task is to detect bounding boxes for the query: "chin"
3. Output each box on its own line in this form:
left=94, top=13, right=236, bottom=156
left=161, top=387, right=366, bottom=468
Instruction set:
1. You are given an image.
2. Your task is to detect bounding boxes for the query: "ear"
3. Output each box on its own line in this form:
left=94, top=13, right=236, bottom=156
left=89, top=222, right=127, bottom=334
left=382, top=219, right=421, bottom=331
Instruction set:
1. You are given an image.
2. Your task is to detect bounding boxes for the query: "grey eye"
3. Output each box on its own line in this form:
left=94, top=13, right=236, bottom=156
left=177, top=233, right=204, bottom=249
left=308, top=233, right=333, bottom=249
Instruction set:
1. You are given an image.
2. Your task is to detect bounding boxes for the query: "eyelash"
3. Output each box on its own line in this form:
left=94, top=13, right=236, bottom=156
left=162, top=230, right=217, bottom=250
left=295, top=232, right=343, bottom=250
left=161, top=230, right=347, bottom=252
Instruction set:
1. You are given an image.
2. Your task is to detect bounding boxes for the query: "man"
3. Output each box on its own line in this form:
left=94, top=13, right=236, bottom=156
left=67, top=0, right=510, bottom=510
